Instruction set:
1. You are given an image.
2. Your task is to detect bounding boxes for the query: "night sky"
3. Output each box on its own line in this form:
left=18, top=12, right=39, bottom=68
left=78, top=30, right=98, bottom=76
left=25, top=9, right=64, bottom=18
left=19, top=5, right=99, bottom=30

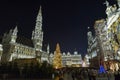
left=0, top=0, right=116, bottom=56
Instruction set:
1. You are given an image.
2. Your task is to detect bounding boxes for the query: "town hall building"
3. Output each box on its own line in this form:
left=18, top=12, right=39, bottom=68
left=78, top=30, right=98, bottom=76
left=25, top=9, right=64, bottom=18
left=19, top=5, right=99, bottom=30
left=0, top=6, right=83, bottom=67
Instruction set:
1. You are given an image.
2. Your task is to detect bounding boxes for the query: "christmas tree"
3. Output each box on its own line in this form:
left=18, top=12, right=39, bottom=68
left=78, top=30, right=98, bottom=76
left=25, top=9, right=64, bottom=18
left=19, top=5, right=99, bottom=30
left=53, top=43, right=62, bottom=69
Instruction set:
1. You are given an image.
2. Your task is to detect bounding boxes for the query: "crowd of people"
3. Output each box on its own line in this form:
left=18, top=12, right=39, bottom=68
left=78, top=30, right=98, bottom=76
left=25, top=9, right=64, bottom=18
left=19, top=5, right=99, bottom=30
left=54, top=68, right=120, bottom=80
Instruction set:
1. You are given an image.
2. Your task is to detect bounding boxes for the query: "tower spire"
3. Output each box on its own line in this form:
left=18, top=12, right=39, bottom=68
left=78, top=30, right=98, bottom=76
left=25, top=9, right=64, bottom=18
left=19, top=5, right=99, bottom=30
left=11, top=26, right=18, bottom=43
left=32, top=6, right=43, bottom=51
left=37, top=6, right=42, bottom=22
left=13, top=26, right=18, bottom=36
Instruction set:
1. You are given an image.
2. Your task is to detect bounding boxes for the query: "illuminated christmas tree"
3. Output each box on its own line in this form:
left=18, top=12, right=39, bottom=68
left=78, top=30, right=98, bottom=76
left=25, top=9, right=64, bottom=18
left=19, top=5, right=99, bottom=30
left=53, top=43, right=62, bottom=69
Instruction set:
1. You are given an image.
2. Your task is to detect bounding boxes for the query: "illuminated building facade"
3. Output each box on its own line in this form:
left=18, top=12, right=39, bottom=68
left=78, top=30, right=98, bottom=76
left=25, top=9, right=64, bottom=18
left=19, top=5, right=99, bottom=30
left=0, top=6, right=83, bottom=67
left=50, top=51, right=82, bottom=67
left=0, top=6, right=49, bottom=63
left=87, top=0, right=120, bottom=71
left=87, top=28, right=98, bottom=59
left=87, top=28, right=99, bottom=67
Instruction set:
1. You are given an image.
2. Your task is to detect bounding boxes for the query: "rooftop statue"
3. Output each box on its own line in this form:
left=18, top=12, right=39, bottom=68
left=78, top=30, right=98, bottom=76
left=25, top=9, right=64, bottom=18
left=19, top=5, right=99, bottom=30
left=111, top=4, right=117, bottom=12
left=104, top=0, right=112, bottom=17
left=104, top=0, right=109, bottom=7
left=117, top=0, right=120, bottom=8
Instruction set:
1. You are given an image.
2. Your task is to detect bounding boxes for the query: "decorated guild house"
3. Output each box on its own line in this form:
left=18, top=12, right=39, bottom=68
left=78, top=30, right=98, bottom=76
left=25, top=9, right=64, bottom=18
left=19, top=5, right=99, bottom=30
left=87, top=0, right=120, bottom=71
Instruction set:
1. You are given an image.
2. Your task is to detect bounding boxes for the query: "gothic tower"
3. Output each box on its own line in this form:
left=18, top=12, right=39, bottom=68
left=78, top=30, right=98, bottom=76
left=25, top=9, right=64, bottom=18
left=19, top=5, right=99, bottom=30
left=32, top=6, right=43, bottom=51
left=2, top=26, right=18, bottom=44
left=1, top=26, right=18, bottom=62
left=10, top=26, right=18, bottom=43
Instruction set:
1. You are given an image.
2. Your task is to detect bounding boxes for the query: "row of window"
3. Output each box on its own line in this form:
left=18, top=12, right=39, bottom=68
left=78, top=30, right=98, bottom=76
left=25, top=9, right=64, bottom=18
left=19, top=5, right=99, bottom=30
left=14, top=44, right=35, bottom=55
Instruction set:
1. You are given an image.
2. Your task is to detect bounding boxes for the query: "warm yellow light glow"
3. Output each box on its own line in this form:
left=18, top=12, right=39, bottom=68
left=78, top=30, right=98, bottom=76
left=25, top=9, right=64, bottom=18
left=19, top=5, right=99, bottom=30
left=115, top=63, right=119, bottom=71
left=56, top=66, right=57, bottom=69
left=53, top=43, right=62, bottom=69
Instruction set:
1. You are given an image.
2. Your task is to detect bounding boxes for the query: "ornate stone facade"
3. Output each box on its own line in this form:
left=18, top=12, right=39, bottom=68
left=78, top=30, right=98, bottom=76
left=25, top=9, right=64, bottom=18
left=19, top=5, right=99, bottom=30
left=50, top=51, right=82, bottom=67
left=0, top=6, right=83, bottom=67
left=0, top=6, right=48, bottom=63
left=87, top=0, right=120, bottom=71
left=87, top=27, right=99, bottom=67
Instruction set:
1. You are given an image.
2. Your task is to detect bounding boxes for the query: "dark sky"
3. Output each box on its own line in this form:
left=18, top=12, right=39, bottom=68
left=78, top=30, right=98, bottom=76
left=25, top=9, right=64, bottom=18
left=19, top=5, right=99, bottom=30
left=0, top=0, right=116, bottom=56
